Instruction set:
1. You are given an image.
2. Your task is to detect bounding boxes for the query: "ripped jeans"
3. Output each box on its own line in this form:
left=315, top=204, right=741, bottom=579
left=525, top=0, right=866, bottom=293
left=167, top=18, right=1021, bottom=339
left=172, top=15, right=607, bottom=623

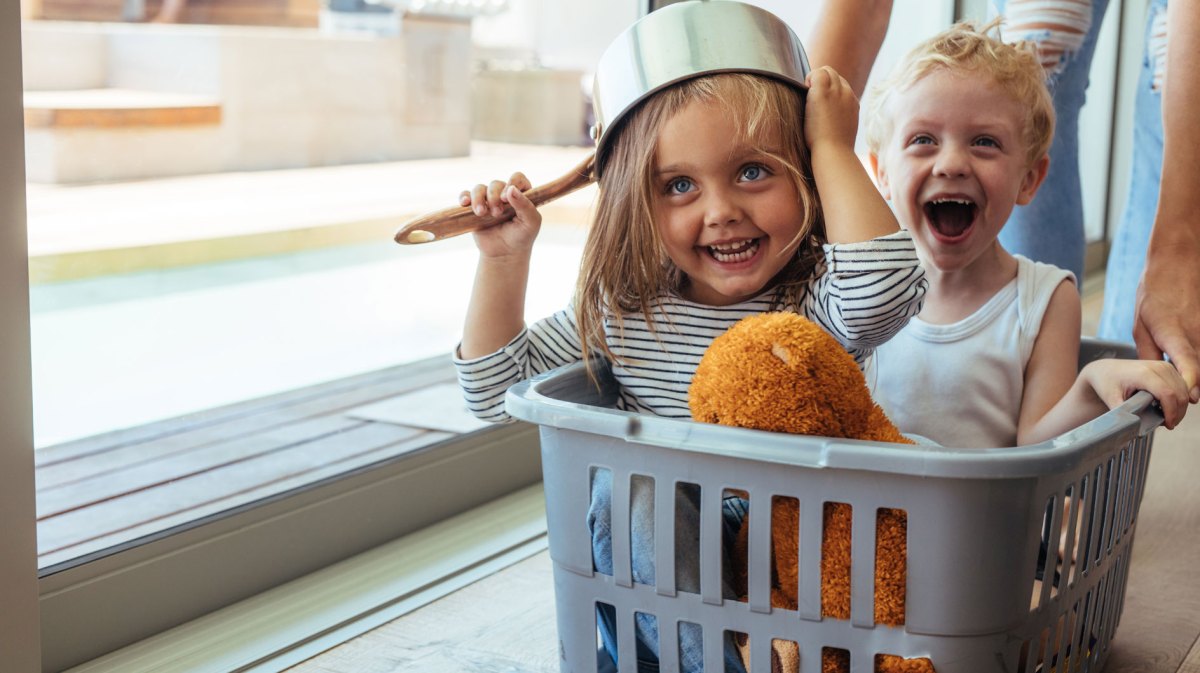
left=1098, top=0, right=1169, bottom=343
left=589, top=470, right=748, bottom=673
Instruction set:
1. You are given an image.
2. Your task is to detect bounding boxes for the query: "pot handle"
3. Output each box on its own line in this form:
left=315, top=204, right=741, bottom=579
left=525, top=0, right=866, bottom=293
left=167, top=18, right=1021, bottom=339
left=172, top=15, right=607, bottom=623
left=393, top=153, right=596, bottom=245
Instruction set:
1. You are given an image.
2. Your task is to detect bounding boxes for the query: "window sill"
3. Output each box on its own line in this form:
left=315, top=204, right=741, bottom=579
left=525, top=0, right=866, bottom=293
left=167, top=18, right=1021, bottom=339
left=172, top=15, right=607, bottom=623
left=64, top=484, right=548, bottom=673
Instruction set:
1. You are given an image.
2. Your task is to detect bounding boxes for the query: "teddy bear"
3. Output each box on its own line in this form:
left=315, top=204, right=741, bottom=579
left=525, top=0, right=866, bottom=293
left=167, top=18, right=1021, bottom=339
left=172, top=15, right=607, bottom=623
left=688, top=312, right=934, bottom=673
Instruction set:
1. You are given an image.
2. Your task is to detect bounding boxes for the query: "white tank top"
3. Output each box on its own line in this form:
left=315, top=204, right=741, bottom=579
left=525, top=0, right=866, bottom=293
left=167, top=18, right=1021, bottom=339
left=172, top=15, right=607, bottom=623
left=870, top=255, right=1074, bottom=448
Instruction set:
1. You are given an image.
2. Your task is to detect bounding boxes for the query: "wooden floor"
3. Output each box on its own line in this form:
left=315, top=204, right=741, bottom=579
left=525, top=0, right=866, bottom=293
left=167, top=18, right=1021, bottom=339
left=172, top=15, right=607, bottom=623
left=33, top=355, right=467, bottom=569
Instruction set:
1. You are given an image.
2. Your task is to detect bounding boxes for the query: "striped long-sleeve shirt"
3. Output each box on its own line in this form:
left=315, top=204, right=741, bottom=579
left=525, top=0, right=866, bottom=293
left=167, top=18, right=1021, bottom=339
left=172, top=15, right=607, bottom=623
left=455, top=230, right=926, bottom=422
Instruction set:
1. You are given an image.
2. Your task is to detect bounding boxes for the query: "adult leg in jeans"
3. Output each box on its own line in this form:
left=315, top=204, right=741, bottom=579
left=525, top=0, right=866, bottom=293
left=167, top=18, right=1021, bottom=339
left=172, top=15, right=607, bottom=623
left=589, top=471, right=748, bottom=672
left=1099, top=0, right=1168, bottom=342
left=992, top=0, right=1111, bottom=281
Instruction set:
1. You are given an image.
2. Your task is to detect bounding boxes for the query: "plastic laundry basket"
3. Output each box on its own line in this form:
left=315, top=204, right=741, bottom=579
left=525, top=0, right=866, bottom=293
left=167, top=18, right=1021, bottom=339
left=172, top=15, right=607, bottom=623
left=505, top=338, right=1162, bottom=673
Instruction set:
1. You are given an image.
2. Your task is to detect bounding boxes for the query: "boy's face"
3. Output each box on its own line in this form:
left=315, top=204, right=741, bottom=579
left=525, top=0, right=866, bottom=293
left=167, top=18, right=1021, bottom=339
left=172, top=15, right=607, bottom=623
left=871, top=69, right=1048, bottom=275
left=652, top=99, right=806, bottom=306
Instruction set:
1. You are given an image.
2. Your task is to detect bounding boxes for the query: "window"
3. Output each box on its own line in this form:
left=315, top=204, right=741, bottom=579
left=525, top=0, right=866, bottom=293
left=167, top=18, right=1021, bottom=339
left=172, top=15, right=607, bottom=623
left=14, top=0, right=623, bottom=667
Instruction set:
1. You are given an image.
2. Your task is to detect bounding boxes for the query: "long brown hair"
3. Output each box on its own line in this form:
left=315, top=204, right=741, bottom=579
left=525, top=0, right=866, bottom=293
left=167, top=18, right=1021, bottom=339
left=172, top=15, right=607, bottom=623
left=575, top=72, right=823, bottom=374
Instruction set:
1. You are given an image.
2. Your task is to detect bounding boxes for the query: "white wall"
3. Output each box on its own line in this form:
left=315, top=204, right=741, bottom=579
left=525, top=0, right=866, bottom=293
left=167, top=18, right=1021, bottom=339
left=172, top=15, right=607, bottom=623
left=745, top=0, right=954, bottom=85
left=1079, top=0, right=1123, bottom=244
left=751, top=0, right=955, bottom=154
left=472, top=0, right=638, bottom=70
left=474, top=0, right=954, bottom=78
left=469, top=0, right=955, bottom=147
left=1106, top=0, right=1150, bottom=246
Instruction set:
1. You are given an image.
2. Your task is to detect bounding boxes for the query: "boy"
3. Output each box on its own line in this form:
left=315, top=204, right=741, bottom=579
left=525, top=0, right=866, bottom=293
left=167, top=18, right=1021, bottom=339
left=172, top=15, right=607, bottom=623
left=863, top=22, right=1190, bottom=447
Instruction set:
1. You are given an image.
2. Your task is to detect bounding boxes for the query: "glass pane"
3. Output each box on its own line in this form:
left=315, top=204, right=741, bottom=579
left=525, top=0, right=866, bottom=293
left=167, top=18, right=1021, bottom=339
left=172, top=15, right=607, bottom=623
left=22, top=0, right=623, bottom=569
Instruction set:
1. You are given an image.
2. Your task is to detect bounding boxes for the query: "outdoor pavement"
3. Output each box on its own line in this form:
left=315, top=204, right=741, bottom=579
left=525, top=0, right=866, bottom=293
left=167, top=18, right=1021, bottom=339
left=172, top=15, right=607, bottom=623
left=25, top=141, right=597, bottom=282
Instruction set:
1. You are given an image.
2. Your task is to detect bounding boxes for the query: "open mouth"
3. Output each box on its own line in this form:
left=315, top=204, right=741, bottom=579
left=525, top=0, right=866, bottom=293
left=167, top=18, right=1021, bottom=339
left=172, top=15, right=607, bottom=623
left=706, top=238, right=761, bottom=263
left=923, top=198, right=977, bottom=240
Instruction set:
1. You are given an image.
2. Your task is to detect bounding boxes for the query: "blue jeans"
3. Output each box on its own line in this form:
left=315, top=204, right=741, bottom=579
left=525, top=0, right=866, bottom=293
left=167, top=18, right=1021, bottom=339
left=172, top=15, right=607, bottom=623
left=589, top=470, right=748, bottom=673
left=991, top=0, right=1112, bottom=282
left=992, top=0, right=1169, bottom=339
left=1099, top=0, right=1168, bottom=342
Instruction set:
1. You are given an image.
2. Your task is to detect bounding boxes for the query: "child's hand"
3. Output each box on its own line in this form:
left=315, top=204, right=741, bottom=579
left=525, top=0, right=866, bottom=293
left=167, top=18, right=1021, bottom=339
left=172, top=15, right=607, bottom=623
left=1081, top=358, right=1192, bottom=429
left=803, top=66, right=859, bottom=155
left=458, top=171, right=542, bottom=258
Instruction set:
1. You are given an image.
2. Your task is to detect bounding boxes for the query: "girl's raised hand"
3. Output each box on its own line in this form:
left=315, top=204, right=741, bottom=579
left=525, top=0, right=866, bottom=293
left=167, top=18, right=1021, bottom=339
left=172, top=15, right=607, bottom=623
left=458, top=171, right=542, bottom=258
left=803, top=66, right=860, bottom=155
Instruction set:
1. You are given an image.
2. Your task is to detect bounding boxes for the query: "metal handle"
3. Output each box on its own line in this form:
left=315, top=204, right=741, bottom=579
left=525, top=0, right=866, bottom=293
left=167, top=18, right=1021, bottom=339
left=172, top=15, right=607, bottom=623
left=393, top=154, right=596, bottom=245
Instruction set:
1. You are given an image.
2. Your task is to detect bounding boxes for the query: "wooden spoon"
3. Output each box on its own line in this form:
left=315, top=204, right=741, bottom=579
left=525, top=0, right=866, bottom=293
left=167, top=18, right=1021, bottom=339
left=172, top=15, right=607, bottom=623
left=393, top=154, right=596, bottom=245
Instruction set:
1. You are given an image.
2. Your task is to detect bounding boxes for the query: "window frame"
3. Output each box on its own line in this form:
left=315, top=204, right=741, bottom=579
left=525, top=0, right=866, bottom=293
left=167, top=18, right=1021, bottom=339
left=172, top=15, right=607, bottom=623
left=38, top=422, right=541, bottom=671
left=1, top=2, right=41, bottom=670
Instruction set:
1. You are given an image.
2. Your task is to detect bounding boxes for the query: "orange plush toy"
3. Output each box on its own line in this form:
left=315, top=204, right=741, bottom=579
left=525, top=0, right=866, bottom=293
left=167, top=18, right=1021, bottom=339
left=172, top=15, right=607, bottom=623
left=689, top=312, right=934, bottom=673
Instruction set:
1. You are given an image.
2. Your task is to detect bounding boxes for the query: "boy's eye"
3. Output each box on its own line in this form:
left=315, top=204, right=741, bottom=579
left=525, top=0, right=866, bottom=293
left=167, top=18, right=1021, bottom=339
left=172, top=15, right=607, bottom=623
left=739, top=164, right=768, bottom=182
left=665, top=177, right=695, bottom=195
left=974, top=136, right=1000, bottom=148
left=908, top=134, right=934, bottom=146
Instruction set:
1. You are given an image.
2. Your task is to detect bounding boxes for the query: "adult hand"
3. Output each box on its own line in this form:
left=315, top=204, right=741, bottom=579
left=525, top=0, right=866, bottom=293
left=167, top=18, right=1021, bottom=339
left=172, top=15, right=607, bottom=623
left=1133, top=239, right=1200, bottom=403
left=1132, top=1, right=1200, bottom=405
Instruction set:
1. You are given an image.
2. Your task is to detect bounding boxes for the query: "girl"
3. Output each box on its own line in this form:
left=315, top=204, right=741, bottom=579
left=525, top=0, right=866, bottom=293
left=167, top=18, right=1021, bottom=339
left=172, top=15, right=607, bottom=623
left=454, top=21, right=926, bottom=673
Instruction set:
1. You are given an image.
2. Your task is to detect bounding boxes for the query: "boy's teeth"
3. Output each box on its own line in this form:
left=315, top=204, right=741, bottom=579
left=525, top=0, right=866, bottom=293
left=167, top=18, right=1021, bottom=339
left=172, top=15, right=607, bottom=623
left=708, top=239, right=759, bottom=262
left=924, top=199, right=976, bottom=237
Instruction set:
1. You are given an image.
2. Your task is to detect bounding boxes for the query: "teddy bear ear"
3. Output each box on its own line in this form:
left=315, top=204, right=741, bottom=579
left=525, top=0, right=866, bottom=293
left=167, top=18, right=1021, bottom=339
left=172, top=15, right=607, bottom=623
left=770, top=342, right=791, bottom=365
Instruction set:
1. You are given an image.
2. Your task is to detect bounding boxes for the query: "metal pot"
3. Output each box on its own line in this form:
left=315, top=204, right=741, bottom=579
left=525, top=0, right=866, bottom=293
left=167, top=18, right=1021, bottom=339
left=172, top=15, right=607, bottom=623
left=591, top=0, right=811, bottom=175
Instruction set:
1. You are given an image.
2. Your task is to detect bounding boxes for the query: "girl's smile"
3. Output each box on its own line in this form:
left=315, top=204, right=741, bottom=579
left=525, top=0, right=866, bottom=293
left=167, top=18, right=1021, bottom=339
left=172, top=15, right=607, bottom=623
left=705, top=237, right=763, bottom=264
left=653, top=100, right=805, bottom=306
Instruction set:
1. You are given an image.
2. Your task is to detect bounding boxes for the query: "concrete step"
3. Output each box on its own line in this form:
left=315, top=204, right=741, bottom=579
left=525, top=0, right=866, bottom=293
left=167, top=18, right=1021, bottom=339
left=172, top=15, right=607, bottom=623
left=24, top=87, right=223, bottom=128
left=24, top=87, right=226, bottom=184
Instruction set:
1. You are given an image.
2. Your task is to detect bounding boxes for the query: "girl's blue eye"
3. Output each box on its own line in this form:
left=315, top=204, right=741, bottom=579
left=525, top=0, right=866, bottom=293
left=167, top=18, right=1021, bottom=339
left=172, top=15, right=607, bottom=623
left=666, top=177, right=695, bottom=195
left=739, top=164, right=766, bottom=181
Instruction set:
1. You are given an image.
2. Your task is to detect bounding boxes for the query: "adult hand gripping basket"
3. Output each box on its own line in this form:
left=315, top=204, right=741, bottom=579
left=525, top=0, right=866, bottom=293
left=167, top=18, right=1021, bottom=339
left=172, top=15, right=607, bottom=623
left=505, top=338, right=1163, bottom=673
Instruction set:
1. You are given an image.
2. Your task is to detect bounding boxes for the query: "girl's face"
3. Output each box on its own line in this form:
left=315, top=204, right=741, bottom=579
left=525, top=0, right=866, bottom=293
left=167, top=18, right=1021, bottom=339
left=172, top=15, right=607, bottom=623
left=652, top=100, right=806, bottom=306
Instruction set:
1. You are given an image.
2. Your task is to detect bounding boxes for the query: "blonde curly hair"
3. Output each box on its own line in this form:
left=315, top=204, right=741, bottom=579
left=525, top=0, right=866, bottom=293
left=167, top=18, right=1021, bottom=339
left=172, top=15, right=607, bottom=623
left=863, top=19, right=1055, bottom=167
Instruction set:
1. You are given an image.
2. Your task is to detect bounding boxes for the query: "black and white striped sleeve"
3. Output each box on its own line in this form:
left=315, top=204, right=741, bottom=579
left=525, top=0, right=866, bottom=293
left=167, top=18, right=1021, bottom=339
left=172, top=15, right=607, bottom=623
left=453, top=308, right=584, bottom=423
left=804, top=230, right=927, bottom=357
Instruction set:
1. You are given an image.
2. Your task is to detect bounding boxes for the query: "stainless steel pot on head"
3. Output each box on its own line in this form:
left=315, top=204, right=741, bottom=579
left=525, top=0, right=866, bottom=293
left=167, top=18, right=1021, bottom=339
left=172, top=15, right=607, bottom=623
left=592, top=0, right=810, bottom=176
left=395, top=0, right=811, bottom=245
